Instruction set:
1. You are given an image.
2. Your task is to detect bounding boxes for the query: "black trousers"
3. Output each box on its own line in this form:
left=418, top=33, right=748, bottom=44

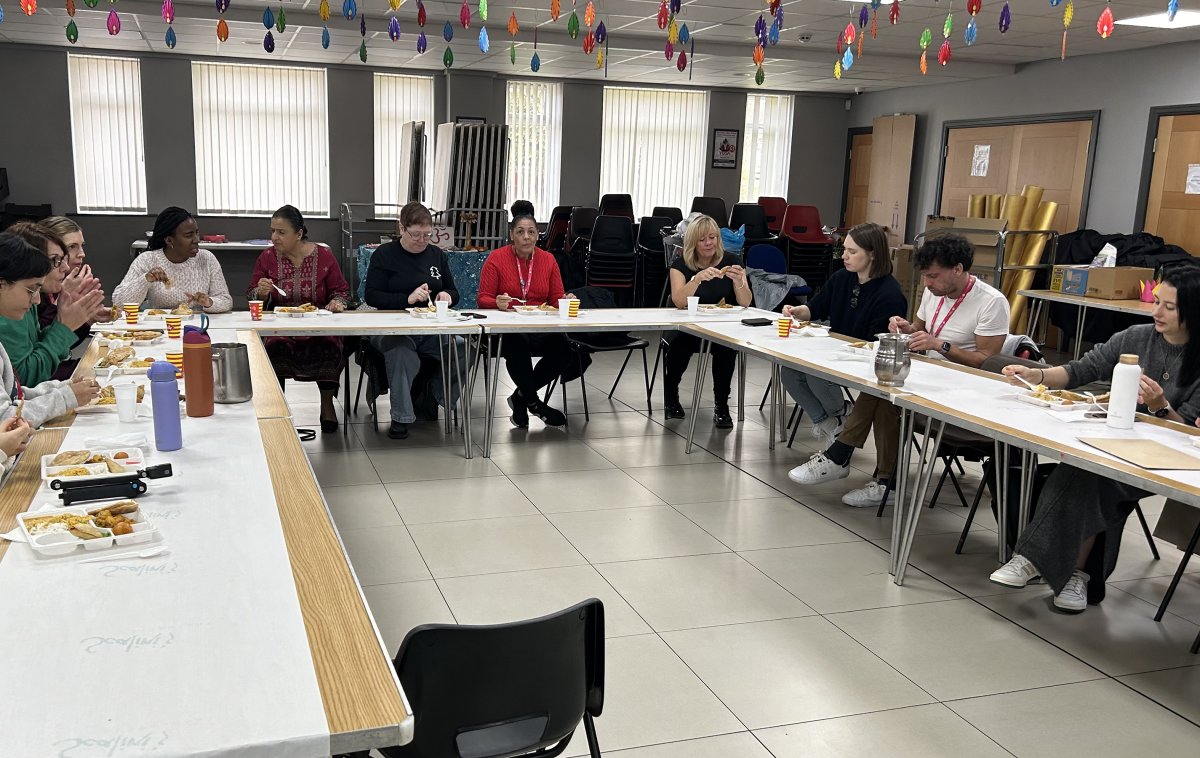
left=663, top=332, right=735, bottom=406
left=500, top=333, right=571, bottom=400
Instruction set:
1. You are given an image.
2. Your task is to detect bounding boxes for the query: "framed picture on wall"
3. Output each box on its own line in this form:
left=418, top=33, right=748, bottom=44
left=712, top=129, right=740, bottom=170
left=456, top=116, right=487, bottom=125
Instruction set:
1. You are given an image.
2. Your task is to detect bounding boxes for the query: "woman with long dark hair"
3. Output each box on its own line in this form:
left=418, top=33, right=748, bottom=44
left=248, top=205, right=350, bottom=433
left=993, top=264, right=1200, bottom=613
left=112, top=206, right=232, bottom=313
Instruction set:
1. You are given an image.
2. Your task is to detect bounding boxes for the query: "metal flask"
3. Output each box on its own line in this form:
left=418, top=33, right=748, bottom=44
left=873, top=332, right=912, bottom=387
left=211, top=343, right=254, bottom=403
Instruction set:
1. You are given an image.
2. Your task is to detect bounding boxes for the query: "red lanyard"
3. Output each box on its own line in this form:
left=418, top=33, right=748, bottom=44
left=12, top=373, right=23, bottom=402
left=929, top=275, right=975, bottom=338
left=514, top=249, right=535, bottom=301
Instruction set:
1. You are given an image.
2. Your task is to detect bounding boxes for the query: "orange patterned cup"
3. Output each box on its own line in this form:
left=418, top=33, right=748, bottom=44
left=164, top=315, right=183, bottom=339
left=122, top=303, right=140, bottom=325
left=568, top=298, right=580, bottom=318
left=777, top=318, right=792, bottom=338
left=248, top=300, right=263, bottom=321
left=166, top=351, right=184, bottom=378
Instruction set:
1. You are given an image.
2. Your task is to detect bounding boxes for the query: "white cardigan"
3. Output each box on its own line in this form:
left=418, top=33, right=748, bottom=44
left=0, top=340, right=78, bottom=429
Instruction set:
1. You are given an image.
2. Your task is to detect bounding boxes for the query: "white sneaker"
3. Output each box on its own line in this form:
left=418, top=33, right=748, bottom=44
left=788, top=452, right=850, bottom=485
left=989, top=554, right=1041, bottom=588
left=1053, top=570, right=1090, bottom=614
left=811, top=415, right=844, bottom=448
left=841, top=481, right=894, bottom=508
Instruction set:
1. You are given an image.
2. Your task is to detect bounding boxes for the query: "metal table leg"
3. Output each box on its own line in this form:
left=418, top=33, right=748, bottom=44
left=994, top=441, right=1010, bottom=563
left=890, top=406, right=916, bottom=576
left=483, top=334, right=503, bottom=459
left=438, top=336, right=452, bottom=436
left=685, top=340, right=712, bottom=454
left=895, top=416, right=945, bottom=586
left=768, top=364, right=778, bottom=452
left=1074, top=305, right=1088, bottom=360
left=737, top=351, right=746, bottom=421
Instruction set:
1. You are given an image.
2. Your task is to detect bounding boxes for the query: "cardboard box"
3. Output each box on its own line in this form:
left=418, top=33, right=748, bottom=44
left=1084, top=266, right=1154, bottom=300
left=1050, top=265, right=1089, bottom=295
left=923, top=215, right=1007, bottom=289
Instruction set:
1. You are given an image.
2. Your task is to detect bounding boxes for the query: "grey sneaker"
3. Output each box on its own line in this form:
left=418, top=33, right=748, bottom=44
left=989, top=554, right=1041, bottom=588
left=1053, top=570, right=1089, bottom=614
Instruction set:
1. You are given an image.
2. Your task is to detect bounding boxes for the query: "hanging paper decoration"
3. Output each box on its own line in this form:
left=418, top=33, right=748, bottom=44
left=509, top=40, right=515, bottom=62
left=417, top=0, right=426, bottom=25
left=755, top=14, right=766, bottom=40
left=1168, top=0, right=1179, bottom=22
left=390, top=15, right=401, bottom=41
left=776, top=5, right=783, bottom=28
left=771, top=0, right=782, bottom=13
left=360, top=14, right=366, bottom=36
left=20, top=0, right=33, bottom=15
left=319, top=0, right=329, bottom=20
left=669, top=17, right=679, bottom=44
left=217, top=17, right=228, bottom=41
left=834, top=59, right=842, bottom=80
left=944, top=13, right=953, bottom=38
left=836, top=34, right=843, bottom=56
left=460, top=0, right=470, bottom=28
left=444, top=46, right=454, bottom=66
left=85, top=0, right=98, bottom=7
left=478, top=26, right=488, bottom=51
left=531, top=50, right=541, bottom=71
left=165, top=25, right=176, bottom=48
left=568, top=9, right=579, bottom=37
left=871, top=10, right=878, bottom=38
left=844, top=23, right=855, bottom=45
left=857, top=28, right=863, bottom=57
left=919, top=50, right=927, bottom=74
left=0, top=5, right=6, bottom=22
left=67, top=0, right=75, bottom=16
left=507, top=11, right=518, bottom=35
left=755, top=65, right=765, bottom=85
left=664, top=40, right=673, bottom=59
left=107, top=7, right=119, bottom=34
left=919, top=27, right=931, bottom=49
left=889, top=0, right=899, bottom=24
left=938, top=38, right=951, bottom=65
left=859, top=5, right=869, bottom=27
left=1061, top=0, right=1073, bottom=59
left=656, top=0, right=667, bottom=29
left=322, top=25, right=330, bottom=48
left=1051, top=0, right=1061, bottom=5
left=343, top=0, right=356, bottom=20
left=417, top=31, right=426, bottom=51
left=999, top=1, right=1011, bottom=32
left=161, top=0, right=173, bottom=22
left=444, top=20, right=453, bottom=40
left=263, top=7, right=273, bottom=28
left=768, top=19, right=779, bottom=45
left=965, top=17, right=977, bottom=44
left=276, top=7, right=286, bottom=33
left=583, top=30, right=595, bottom=53
left=842, top=47, right=853, bottom=70
left=670, top=0, right=681, bottom=12
left=360, top=40, right=368, bottom=61
left=595, top=46, right=603, bottom=69
left=264, top=31, right=275, bottom=51
left=677, top=47, right=687, bottom=72
left=752, top=43, right=764, bottom=65
left=596, top=20, right=607, bottom=43
left=479, top=0, right=487, bottom=21
left=389, top=0, right=400, bottom=10
left=1097, top=2, right=1114, bottom=37
left=968, top=0, right=981, bottom=13
left=584, top=0, right=594, bottom=26
left=67, top=19, right=79, bottom=42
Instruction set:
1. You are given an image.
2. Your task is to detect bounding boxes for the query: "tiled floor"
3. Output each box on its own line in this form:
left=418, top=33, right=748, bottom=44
left=295, top=350, right=1200, bottom=756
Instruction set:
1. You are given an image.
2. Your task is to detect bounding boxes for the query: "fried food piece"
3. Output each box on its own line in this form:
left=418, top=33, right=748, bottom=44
left=57, top=466, right=93, bottom=476
left=144, top=309, right=167, bottom=316
left=97, top=346, right=136, bottom=368
left=51, top=450, right=92, bottom=466
left=848, top=341, right=868, bottom=349
left=69, top=523, right=106, bottom=540
left=88, top=501, right=138, bottom=517
left=538, top=303, right=557, bottom=312
left=113, top=452, right=129, bottom=460
left=95, top=385, right=147, bottom=405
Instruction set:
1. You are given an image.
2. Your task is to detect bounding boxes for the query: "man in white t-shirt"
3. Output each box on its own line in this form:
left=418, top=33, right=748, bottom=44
left=789, top=233, right=1012, bottom=507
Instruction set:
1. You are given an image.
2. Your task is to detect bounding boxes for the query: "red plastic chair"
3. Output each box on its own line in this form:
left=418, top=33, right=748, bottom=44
left=780, top=204, right=833, bottom=291
left=780, top=204, right=831, bottom=245
left=757, top=196, right=787, bottom=233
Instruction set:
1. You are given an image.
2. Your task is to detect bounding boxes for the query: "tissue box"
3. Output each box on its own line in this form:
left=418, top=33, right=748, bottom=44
left=1050, top=265, right=1089, bottom=295
left=1084, top=266, right=1155, bottom=300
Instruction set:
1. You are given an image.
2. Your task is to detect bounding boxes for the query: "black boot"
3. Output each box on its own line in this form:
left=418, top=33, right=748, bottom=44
left=713, top=403, right=733, bottom=429
left=507, top=389, right=529, bottom=428
left=664, top=383, right=685, bottom=419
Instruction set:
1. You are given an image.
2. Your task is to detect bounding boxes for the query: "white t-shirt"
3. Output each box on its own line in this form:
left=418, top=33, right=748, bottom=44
left=916, top=275, right=1010, bottom=353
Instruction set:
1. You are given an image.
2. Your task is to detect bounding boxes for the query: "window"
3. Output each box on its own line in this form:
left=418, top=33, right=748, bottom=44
left=192, top=62, right=329, bottom=216
left=506, top=81, right=563, bottom=221
left=67, top=54, right=147, bottom=214
left=740, top=93, right=794, bottom=201
left=374, top=73, right=436, bottom=216
left=600, top=87, right=709, bottom=218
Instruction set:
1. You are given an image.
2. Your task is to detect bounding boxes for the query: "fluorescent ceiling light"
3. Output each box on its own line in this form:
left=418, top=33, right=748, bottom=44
left=1116, top=11, right=1200, bottom=28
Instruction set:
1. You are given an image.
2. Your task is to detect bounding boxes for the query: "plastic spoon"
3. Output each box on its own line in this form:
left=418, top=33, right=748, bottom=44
left=78, top=546, right=169, bottom=564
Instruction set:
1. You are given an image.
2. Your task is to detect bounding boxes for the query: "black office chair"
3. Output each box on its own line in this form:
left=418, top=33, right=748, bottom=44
left=729, top=203, right=778, bottom=247
left=690, top=196, right=729, bottom=228
left=598, top=193, right=635, bottom=221
left=339, top=599, right=605, bottom=758
left=586, top=215, right=637, bottom=306
left=652, top=206, right=683, bottom=227
left=636, top=215, right=671, bottom=308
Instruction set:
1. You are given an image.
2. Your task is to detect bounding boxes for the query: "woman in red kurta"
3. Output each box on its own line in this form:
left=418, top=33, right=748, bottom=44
left=248, top=206, right=350, bottom=433
left=478, top=207, right=570, bottom=428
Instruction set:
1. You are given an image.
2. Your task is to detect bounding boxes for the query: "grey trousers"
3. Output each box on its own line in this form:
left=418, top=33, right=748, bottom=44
left=370, top=334, right=465, bottom=424
left=781, top=368, right=845, bottom=425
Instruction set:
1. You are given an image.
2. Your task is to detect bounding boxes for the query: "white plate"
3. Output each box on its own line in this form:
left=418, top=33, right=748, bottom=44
left=77, top=383, right=149, bottom=414
left=1013, top=392, right=1078, bottom=411
left=696, top=305, right=747, bottom=314
left=41, top=448, right=146, bottom=484
left=407, top=309, right=473, bottom=322
left=273, top=307, right=332, bottom=317
left=141, top=310, right=197, bottom=321
left=512, top=306, right=561, bottom=316
left=18, top=501, right=159, bottom=557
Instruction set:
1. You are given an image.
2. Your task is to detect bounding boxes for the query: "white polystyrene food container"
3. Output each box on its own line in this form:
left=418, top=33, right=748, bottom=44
left=40, top=448, right=146, bottom=485
left=18, top=501, right=158, bottom=557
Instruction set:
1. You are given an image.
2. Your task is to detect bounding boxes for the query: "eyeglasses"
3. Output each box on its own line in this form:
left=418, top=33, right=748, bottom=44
left=406, top=229, right=434, bottom=240
left=49, top=255, right=66, bottom=268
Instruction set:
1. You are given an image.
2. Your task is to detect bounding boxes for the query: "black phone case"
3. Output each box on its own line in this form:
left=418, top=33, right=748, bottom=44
left=741, top=318, right=772, bottom=326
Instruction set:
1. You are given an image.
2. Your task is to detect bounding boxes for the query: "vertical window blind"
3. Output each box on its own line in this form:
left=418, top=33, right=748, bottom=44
left=374, top=73, right=436, bottom=216
left=67, top=54, right=147, bottom=214
left=740, top=93, right=795, bottom=201
left=600, top=87, right=709, bottom=218
left=506, top=81, right=563, bottom=221
left=192, top=62, right=329, bottom=216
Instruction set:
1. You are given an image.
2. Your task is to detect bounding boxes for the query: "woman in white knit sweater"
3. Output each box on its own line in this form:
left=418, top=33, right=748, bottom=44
left=112, top=207, right=233, bottom=313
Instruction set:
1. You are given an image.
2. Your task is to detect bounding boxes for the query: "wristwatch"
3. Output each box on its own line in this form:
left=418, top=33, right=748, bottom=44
left=940, top=341, right=952, bottom=355
left=1153, top=402, right=1171, bottom=418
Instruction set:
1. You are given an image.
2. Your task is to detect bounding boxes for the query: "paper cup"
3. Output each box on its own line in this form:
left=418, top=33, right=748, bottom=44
left=777, top=318, right=792, bottom=338
left=435, top=300, right=449, bottom=321
left=558, top=299, right=572, bottom=319
left=164, top=315, right=182, bottom=339
left=113, top=383, right=139, bottom=423
left=568, top=298, right=580, bottom=318
left=122, top=303, right=140, bottom=325
left=166, top=351, right=183, bottom=378
left=687, top=296, right=700, bottom=315
left=248, top=300, right=263, bottom=321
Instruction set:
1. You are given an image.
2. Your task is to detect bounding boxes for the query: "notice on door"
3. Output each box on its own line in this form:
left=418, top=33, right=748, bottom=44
left=1186, top=164, right=1200, bottom=195
left=971, top=145, right=991, bottom=177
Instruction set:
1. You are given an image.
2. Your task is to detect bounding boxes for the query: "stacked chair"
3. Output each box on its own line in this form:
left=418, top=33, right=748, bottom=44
left=652, top=206, right=683, bottom=227
left=598, top=193, right=635, bottom=221
left=758, top=196, right=787, bottom=233
left=779, top=204, right=834, bottom=291
left=690, top=196, right=729, bottom=228
left=636, top=215, right=673, bottom=308
left=730, top=203, right=778, bottom=248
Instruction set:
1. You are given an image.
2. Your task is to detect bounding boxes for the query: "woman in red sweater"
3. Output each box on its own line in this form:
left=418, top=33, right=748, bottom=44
left=478, top=205, right=570, bottom=428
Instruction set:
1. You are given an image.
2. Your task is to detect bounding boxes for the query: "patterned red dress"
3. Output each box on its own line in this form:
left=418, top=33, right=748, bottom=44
left=247, top=244, right=350, bottom=387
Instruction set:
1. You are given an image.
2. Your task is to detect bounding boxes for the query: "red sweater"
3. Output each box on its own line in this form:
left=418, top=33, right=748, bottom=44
left=478, top=245, right=565, bottom=309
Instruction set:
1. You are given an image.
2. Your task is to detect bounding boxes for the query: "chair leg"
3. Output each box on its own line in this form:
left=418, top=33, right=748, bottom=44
left=544, top=378, right=558, bottom=405
left=757, top=383, right=771, bottom=412
left=1134, top=503, right=1160, bottom=560
left=1154, top=519, right=1200, bottom=621
left=648, top=342, right=665, bottom=397
left=583, top=713, right=601, bottom=758
left=875, top=479, right=895, bottom=519
left=946, top=464, right=970, bottom=508
left=640, top=346, right=652, bottom=413
left=578, top=351, right=590, bottom=421
left=928, top=457, right=953, bottom=508
left=956, top=460, right=996, bottom=554
left=608, top=349, right=634, bottom=399
left=354, top=363, right=365, bottom=415
left=786, top=404, right=804, bottom=448
left=954, top=457, right=966, bottom=476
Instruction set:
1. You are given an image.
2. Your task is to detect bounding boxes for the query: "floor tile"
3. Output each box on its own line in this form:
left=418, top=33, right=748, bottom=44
left=674, top=497, right=860, bottom=551
left=323, top=484, right=403, bottom=530
left=662, top=617, right=934, bottom=729
left=591, top=733, right=773, bottom=758
left=339, top=524, right=431, bottom=585
left=486, top=439, right=617, bottom=475
left=362, top=580, right=455, bottom=655
left=384, top=476, right=539, bottom=524
left=875, top=532, right=1043, bottom=598
left=563, top=412, right=673, bottom=440
left=596, top=553, right=815, bottom=632
left=1119, top=667, right=1200, bottom=726
left=366, top=446, right=503, bottom=483
left=754, top=703, right=1011, bottom=758
left=1111, top=572, right=1200, bottom=625
left=947, top=679, right=1200, bottom=756
left=584, top=434, right=721, bottom=468
left=548, top=507, right=730, bottom=563
left=407, top=514, right=586, bottom=578
left=436, top=565, right=652, bottom=638
left=352, top=418, right=468, bottom=449
left=1106, top=527, right=1192, bottom=582
left=510, top=469, right=665, bottom=513
left=307, top=451, right=383, bottom=487
left=624, top=464, right=781, bottom=505
left=827, top=599, right=1102, bottom=700
left=742, top=542, right=962, bottom=614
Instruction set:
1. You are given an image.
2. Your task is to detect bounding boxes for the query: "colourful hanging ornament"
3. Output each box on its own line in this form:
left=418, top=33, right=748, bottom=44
left=776, top=5, right=783, bottom=28
left=664, top=40, right=673, bottom=59
left=390, top=15, right=401, bottom=41
left=319, top=0, right=329, bottom=21
left=20, top=0, right=33, bottom=15
left=216, top=17, right=228, bottom=41
left=360, top=40, right=368, bottom=61
left=938, top=38, right=951, bottom=65
left=343, top=0, right=355, bottom=20
left=444, top=20, right=453, bottom=41
left=460, top=0, right=470, bottom=28
left=417, top=30, right=427, bottom=52
left=857, top=29, right=863, bottom=57
left=755, top=13, right=766, bottom=39
left=360, top=14, right=366, bottom=36
left=107, top=7, right=119, bottom=34
left=834, top=59, right=842, bottom=80
left=550, top=0, right=559, bottom=21
left=1168, top=0, right=1179, bottom=22
left=842, top=47, right=854, bottom=70
left=507, top=11, right=518, bottom=35
left=595, top=46, right=603, bottom=69
left=276, top=7, right=286, bottom=33
left=67, top=0, right=75, bottom=16
left=509, top=40, right=515, bottom=62
left=755, top=65, right=765, bottom=85
left=999, top=1, right=1011, bottom=32
left=583, top=30, right=595, bottom=53
left=322, top=24, right=330, bottom=48
left=596, top=21, right=606, bottom=43
left=752, top=43, right=764, bottom=65
left=263, top=7, right=273, bottom=27
left=836, top=34, right=843, bottom=56
left=264, top=30, right=275, bottom=51
left=568, top=9, right=579, bottom=37
left=66, top=19, right=79, bottom=42
left=1061, top=0, right=1073, bottom=59
left=844, top=23, right=855, bottom=45
left=86, top=0, right=98, bottom=7
left=161, top=0, right=173, bottom=23
left=165, top=25, right=176, bottom=48
left=444, top=46, right=454, bottom=66
left=531, top=50, right=541, bottom=71
left=771, top=0, right=782, bottom=13
left=1050, top=0, right=1061, bottom=5
left=943, top=12, right=952, bottom=38
left=768, top=19, right=779, bottom=45
left=417, top=0, right=426, bottom=25
left=478, top=26, right=488, bottom=51
left=889, top=0, right=899, bottom=24
left=668, top=18, right=679, bottom=44
left=1, top=6, right=6, bottom=22
left=388, top=0, right=400, bottom=10
left=965, top=17, right=977, bottom=44
left=919, top=50, right=927, bottom=74
left=677, top=47, right=688, bottom=72
left=859, top=5, right=869, bottom=26
left=584, top=0, right=594, bottom=27
left=967, top=0, right=981, bottom=13
left=656, top=0, right=667, bottom=29
left=669, top=0, right=680, bottom=13
left=919, top=27, right=931, bottom=49
left=1097, top=2, right=1114, bottom=37
left=478, top=0, right=487, bottom=21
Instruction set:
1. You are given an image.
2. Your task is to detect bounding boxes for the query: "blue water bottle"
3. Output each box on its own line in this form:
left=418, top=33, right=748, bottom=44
left=147, top=360, right=183, bottom=452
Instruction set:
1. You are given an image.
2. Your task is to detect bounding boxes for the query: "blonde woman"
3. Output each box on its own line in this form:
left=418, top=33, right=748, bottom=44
left=663, top=214, right=752, bottom=427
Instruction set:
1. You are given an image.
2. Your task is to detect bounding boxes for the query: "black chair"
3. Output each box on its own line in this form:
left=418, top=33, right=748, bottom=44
left=652, top=206, right=683, bottom=226
left=546, top=334, right=653, bottom=419
left=636, top=215, right=672, bottom=308
left=568, top=207, right=599, bottom=256
left=541, top=205, right=574, bottom=255
left=598, top=193, right=635, bottom=221
left=586, top=215, right=637, bottom=305
left=346, top=599, right=605, bottom=758
left=729, top=203, right=778, bottom=247
left=690, top=196, right=729, bottom=228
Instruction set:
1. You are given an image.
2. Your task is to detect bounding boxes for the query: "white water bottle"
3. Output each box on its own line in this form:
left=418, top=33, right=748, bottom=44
left=1106, top=354, right=1141, bottom=430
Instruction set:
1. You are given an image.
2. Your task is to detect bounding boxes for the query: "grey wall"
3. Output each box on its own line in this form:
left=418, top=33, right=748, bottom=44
left=851, top=39, right=1200, bottom=240
left=789, top=96, right=850, bottom=227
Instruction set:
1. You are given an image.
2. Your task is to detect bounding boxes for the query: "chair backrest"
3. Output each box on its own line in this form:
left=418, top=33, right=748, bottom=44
left=690, top=196, right=729, bottom=228
left=598, top=194, right=635, bottom=221
left=636, top=215, right=671, bottom=252
left=356, top=245, right=378, bottom=302
left=730, top=203, right=770, bottom=238
left=393, top=599, right=605, bottom=758
left=979, top=353, right=1046, bottom=375
left=745, top=244, right=786, bottom=275
left=652, top=206, right=683, bottom=226
left=758, top=196, right=787, bottom=232
left=589, top=215, right=635, bottom=255
left=781, top=204, right=829, bottom=244
left=542, top=205, right=574, bottom=253
left=569, top=207, right=599, bottom=245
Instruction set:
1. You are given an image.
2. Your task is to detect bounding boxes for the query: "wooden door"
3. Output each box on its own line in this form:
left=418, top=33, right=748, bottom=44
left=939, top=119, right=1092, bottom=232
left=843, top=132, right=872, bottom=227
left=1144, top=114, right=1200, bottom=255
